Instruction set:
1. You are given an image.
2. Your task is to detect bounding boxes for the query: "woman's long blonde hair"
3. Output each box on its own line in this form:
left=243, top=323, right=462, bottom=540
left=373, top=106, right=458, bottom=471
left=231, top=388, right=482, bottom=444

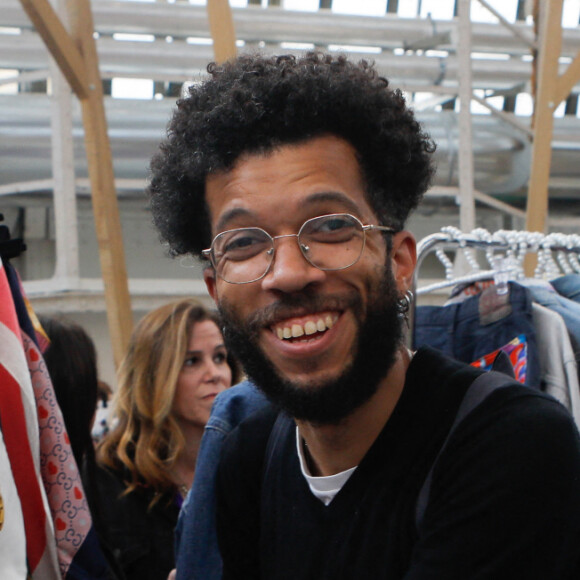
left=97, top=298, right=240, bottom=503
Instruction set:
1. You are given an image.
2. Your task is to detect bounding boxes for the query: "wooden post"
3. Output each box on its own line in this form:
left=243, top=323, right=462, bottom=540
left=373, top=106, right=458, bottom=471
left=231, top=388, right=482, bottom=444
left=525, top=0, right=563, bottom=235
left=68, top=0, right=133, bottom=367
left=19, top=0, right=133, bottom=367
left=19, top=0, right=89, bottom=98
left=206, top=0, right=237, bottom=63
left=524, top=0, right=564, bottom=274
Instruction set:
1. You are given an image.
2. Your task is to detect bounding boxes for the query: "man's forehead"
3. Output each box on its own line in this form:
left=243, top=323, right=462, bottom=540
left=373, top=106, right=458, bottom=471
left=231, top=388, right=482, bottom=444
left=204, top=136, right=361, bottom=186
left=204, top=135, right=369, bottom=229
left=211, top=192, right=365, bottom=233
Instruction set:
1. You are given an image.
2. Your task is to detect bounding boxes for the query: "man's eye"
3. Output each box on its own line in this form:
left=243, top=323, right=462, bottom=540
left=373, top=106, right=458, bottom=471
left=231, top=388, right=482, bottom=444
left=222, top=231, right=269, bottom=260
left=318, top=217, right=352, bottom=232
left=225, top=236, right=260, bottom=250
left=306, top=216, right=357, bottom=242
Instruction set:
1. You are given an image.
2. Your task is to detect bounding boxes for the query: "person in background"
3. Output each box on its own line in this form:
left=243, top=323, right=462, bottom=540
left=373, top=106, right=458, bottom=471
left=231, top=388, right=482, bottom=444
left=40, top=315, right=125, bottom=579
left=96, top=298, right=240, bottom=580
left=40, top=316, right=100, bottom=468
left=93, top=380, right=113, bottom=444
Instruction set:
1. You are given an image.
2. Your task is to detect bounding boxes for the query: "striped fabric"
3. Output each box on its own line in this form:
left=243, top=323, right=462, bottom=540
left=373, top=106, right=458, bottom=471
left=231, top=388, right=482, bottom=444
left=1, top=258, right=109, bottom=579
left=0, top=258, right=60, bottom=578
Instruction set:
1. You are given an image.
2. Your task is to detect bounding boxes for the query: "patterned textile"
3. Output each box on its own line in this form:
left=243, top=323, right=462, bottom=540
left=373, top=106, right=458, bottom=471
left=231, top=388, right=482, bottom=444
left=24, top=332, right=108, bottom=578
left=0, top=258, right=60, bottom=579
left=470, top=334, right=528, bottom=384
left=3, top=262, right=49, bottom=353
left=1, top=258, right=109, bottom=579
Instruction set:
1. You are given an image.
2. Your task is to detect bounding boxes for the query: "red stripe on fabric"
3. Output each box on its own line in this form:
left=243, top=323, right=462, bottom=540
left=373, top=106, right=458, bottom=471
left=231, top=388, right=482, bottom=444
left=0, top=263, right=22, bottom=342
left=0, top=364, right=47, bottom=570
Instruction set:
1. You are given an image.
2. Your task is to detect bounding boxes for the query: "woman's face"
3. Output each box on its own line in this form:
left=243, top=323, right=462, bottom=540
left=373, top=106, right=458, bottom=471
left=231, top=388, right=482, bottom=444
left=172, top=319, right=232, bottom=429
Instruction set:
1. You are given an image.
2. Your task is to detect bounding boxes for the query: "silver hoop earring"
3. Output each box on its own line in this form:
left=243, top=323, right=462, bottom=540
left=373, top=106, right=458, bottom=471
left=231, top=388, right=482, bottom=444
left=396, top=290, right=414, bottom=327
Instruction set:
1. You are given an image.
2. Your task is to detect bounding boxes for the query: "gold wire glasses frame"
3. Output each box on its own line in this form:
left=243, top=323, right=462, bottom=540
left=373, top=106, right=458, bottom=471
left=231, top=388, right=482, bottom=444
left=202, top=213, right=396, bottom=285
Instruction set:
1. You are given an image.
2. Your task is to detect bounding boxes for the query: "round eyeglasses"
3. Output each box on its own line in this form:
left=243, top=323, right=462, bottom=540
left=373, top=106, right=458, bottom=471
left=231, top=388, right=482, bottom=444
left=202, top=213, right=396, bottom=285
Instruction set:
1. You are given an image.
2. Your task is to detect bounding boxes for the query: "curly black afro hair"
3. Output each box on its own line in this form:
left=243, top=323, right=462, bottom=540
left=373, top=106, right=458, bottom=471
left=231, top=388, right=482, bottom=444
left=147, top=51, right=436, bottom=257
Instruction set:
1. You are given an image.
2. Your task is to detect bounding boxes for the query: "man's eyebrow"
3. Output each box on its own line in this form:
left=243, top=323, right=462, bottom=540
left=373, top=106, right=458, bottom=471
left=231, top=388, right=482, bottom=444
left=215, top=207, right=255, bottom=232
left=303, top=191, right=362, bottom=215
left=215, top=191, right=363, bottom=231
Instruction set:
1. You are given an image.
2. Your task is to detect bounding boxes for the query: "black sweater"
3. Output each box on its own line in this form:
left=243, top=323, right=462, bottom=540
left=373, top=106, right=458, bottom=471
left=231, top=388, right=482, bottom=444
left=216, top=347, right=580, bottom=579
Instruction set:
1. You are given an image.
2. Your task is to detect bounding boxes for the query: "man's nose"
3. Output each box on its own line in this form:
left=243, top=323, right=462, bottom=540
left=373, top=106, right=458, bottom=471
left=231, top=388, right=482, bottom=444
left=261, top=236, right=325, bottom=293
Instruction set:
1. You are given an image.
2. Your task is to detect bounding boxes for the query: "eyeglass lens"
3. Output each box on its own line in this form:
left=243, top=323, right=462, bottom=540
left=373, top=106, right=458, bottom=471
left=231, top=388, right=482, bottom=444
left=212, top=214, right=366, bottom=283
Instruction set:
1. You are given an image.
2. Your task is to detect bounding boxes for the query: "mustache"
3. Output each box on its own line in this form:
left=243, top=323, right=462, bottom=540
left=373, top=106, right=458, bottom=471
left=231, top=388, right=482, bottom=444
left=234, top=290, right=360, bottom=334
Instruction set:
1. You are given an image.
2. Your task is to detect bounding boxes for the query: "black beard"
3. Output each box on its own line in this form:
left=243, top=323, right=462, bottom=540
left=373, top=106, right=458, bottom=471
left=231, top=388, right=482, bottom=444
left=219, top=268, right=403, bottom=425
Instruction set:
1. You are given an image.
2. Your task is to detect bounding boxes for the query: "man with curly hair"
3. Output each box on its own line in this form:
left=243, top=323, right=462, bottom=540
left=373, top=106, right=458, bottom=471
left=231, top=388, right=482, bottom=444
left=148, top=52, right=580, bottom=579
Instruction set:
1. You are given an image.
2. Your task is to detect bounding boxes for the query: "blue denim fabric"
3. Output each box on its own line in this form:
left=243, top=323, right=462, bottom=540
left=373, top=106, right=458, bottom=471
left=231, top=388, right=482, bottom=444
left=413, top=282, right=541, bottom=388
left=175, top=380, right=269, bottom=580
left=551, top=274, right=580, bottom=304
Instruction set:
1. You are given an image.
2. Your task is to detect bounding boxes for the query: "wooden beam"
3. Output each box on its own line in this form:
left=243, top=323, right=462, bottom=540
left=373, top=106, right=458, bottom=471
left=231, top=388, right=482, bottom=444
left=19, top=0, right=133, bottom=365
left=524, top=0, right=564, bottom=275
left=554, top=50, right=580, bottom=106
left=206, top=0, right=237, bottom=63
left=526, top=0, right=563, bottom=234
left=64, top=0, right=133, bottom=367
left=18, top=0, right=89, bottom=98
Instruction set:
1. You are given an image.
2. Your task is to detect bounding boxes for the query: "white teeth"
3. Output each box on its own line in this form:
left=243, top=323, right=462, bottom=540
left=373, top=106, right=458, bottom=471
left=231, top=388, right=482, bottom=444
left=304, top=321, right=317, bottom=335
left=275, top=315, right=339, bottom=341
left=292, top=324, right=304, bottom=338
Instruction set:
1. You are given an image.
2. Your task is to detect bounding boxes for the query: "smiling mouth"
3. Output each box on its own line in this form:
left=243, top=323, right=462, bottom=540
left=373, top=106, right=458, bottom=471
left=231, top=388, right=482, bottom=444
left=273, top=313, right=339, bottom=342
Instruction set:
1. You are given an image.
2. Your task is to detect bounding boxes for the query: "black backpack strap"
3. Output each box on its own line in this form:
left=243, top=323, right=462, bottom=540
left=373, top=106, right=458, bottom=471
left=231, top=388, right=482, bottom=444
left=262, top=411, right=294, bottom=489
left=414, top=369, right=516, bottom=531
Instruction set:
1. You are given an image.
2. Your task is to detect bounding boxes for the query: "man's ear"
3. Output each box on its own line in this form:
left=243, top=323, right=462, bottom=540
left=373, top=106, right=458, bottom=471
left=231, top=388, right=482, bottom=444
left=203, top=267, right=219, bottom=305
left=390, top=231, right=417, bottom=295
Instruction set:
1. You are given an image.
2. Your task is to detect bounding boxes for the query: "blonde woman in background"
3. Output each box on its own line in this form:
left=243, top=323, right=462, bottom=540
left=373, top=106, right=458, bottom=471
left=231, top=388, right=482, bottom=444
left=95, top=298, right=241, bottom=580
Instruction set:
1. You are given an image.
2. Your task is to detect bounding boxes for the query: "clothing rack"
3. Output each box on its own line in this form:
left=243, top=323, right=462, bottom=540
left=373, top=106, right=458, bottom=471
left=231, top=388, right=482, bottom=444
left=0, top=212, right=26, bottom=262
left=409, top=226, right=580, bottom=346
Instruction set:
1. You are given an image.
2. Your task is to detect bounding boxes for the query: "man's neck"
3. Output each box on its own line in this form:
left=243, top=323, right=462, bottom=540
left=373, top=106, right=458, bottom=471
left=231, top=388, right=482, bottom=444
left=295, top=346, right=412, bottom=477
